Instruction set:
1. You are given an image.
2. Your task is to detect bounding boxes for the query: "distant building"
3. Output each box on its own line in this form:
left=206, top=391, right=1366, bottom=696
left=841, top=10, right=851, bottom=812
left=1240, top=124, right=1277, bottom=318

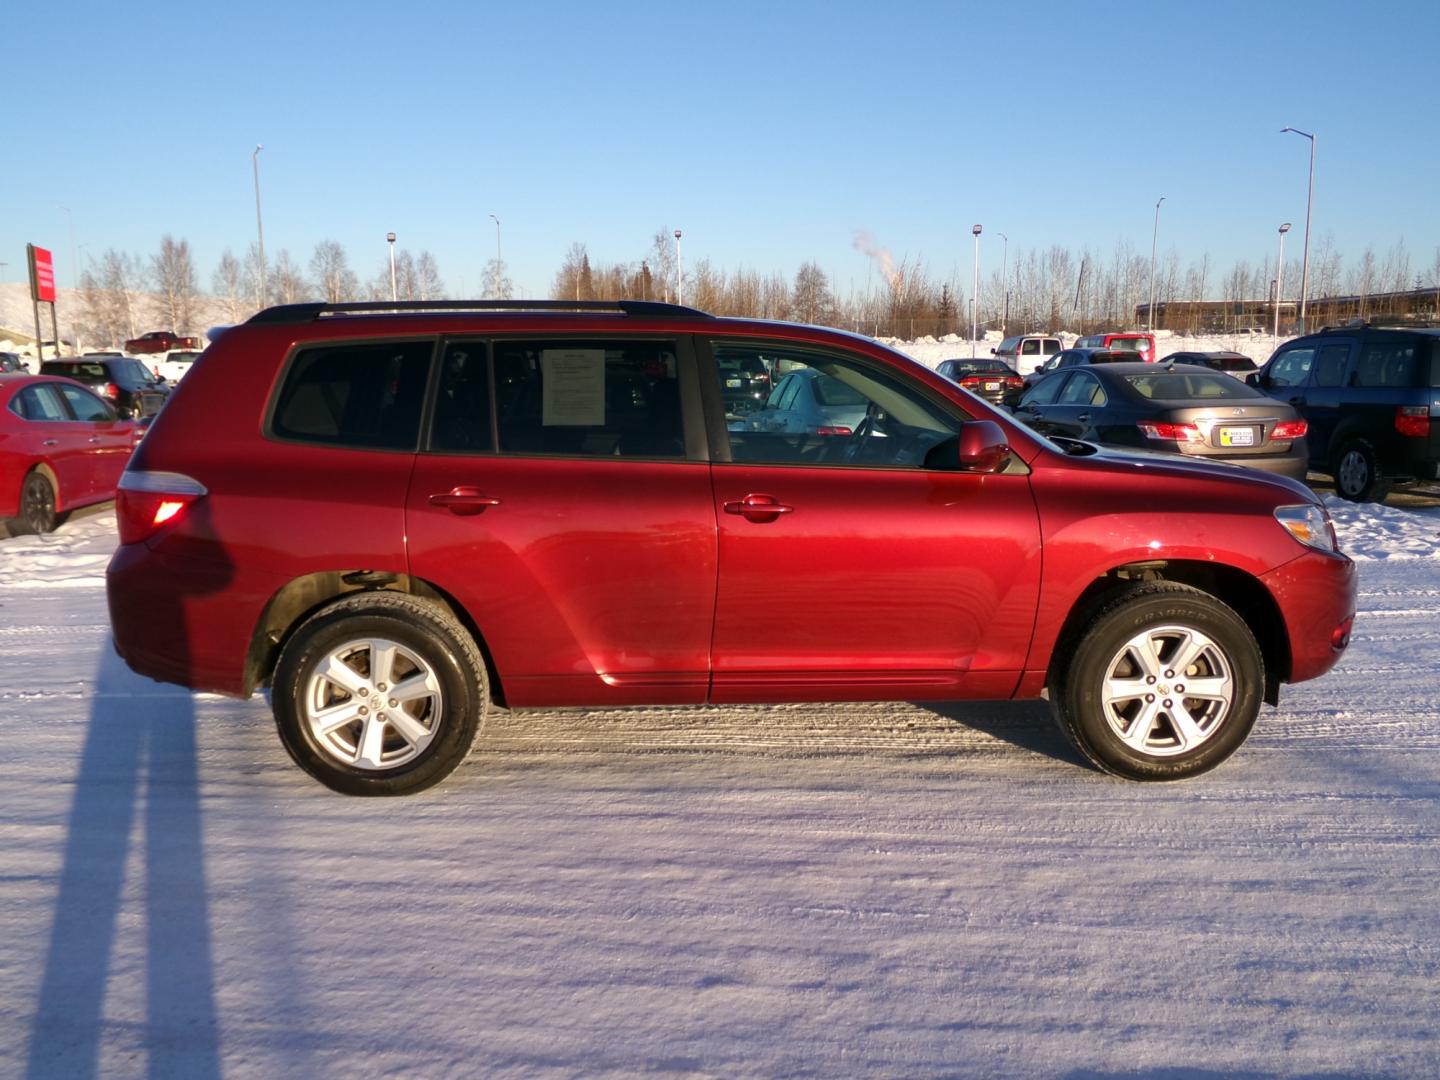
left=1138, top=285, right=1440, bottom=334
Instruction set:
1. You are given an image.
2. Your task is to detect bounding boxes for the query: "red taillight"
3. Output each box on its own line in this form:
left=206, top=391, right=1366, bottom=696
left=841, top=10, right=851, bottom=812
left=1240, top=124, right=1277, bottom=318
left=1006, top=376, right=1023, bottom=388
left=1138, top=420, right=1205, bottom=444
left=102, top=382, right=120, bottom=400
left=1396, top=406, right=1429, bottom=438
left=815, top=425, right=853, bottom=436
left=960, top=375, right=984, bottom=388
left=1271, top=419, right=1308, bottom=440
left=115, top=471, right=207, bottom=545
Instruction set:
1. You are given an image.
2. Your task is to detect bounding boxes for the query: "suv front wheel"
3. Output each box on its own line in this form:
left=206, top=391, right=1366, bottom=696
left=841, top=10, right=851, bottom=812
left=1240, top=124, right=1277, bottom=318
left=272, top=592, right=490, bottom=795
left=1052, top=583, right=1263, bottom=780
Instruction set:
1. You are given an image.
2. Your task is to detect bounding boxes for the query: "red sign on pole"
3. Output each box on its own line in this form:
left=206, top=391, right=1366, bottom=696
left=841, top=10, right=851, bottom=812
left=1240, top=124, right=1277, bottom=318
left=29, top=244, right=57, bottom=304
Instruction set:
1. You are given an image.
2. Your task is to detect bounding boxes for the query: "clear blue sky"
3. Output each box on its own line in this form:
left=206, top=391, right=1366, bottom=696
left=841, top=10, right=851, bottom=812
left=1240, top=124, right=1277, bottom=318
left=6, top=0, right=1438, bottom=300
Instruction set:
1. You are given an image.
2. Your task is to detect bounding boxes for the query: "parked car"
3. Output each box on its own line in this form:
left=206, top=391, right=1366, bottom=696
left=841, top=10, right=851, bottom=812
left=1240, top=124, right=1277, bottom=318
left=1022, top=348, right=1133, bottom=391
left=1249, top=324, right=1440, bottom=502
left=1075, top=332, right=1157, bottom=363
left=106, top=299, right=1355, bottom=795
left=936, top=358, right=1024, bottom=405
left=991, top=335, right=1062, bottom=377
left=741, top=364, right=871, bottom=436
left=717, top=353, right=773, bottom=419
left=39, top=356, right=170, bottom=419
left=1, top=374, right=143, bottom=534
left=1012, top=362, right=1309, bottom=481
left=124, top=330, right=200, bottom=354
left=0, top=352, right=30, bottom=374
left=152, top=349, right=205, bottom=384
left=1160, top=350, right=1258, bottom=378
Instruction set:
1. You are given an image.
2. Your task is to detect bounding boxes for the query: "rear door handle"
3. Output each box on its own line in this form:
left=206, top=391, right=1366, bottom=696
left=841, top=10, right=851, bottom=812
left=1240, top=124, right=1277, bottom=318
left=723, top=494, right=794, bottom=522
left=43, top=439, right=58, bottom=446
left=428, top=487, right=501, bottom=515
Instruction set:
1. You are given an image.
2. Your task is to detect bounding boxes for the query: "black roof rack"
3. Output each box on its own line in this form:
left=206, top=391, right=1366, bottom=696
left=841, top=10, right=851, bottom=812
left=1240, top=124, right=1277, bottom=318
left=246, top=299, right=713, bottom=325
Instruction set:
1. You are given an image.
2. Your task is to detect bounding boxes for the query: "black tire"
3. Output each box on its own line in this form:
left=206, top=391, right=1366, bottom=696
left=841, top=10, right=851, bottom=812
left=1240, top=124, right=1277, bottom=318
left=10, top=471, right=59, bottom=535
left=1332, top=438, right=1390, bottom=504
left=1052, top=583, right=1263, bottom=781
left=272, top=592, right=489, bottom=796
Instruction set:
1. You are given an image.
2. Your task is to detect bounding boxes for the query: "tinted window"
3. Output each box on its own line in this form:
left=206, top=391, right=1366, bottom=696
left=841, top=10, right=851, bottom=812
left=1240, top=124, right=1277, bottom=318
left=1354, top=342, right=1416, bottom=388
left=1058, top=371, right=1106, bottom=406
left=430, top=341, right=493, bottom=452
left=11, top=385, right=68, bottom=421
left=41, top=361, right=109, bottom=381
left=1267, top=347, right=1315, bottom=388
left=718, top=345, right=958, bottom=468
left=493, top=339, right=684, bottom=458
left=1312, top=344, right=1350, bottom=388
left=1021, top=372, right=1067, bottom=406
left=1021, top=340, right=1041, bottom=355
left=272, top=340, right=432, bottom=450
left=57, top=384, right=114, bottom=421
left=1042, top=340, right=1061, bottom=355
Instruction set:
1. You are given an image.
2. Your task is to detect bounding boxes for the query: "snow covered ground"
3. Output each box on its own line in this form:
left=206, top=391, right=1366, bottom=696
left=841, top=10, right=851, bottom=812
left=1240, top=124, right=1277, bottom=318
left=3, top=495, right=1439, bottom=1078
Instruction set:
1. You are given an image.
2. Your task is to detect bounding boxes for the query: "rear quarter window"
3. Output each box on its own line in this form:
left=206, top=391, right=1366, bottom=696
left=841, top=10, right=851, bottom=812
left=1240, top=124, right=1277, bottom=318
left=1354, top=342, right=1417, bottom=388
left=271, top=340, right=433, bottom=450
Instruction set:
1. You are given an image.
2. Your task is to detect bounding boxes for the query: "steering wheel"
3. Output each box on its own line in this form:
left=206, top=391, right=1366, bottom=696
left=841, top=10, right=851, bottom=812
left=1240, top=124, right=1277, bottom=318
left=842, top=408, right=879, bottom=464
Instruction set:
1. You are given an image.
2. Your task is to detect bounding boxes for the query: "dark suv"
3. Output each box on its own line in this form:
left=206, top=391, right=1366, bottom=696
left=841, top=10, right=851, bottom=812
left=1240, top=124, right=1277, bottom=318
left=106, top=300, right=1355, bottom=795
left=39, top=356, right=170, bottom=419
left=1251, top=325, right=1440, bottom=501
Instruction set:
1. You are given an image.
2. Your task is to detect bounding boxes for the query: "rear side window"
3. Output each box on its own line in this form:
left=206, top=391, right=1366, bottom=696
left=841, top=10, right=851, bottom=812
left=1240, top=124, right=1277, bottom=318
left=1312, top=344, right=1350, bottom=388
left=491, top=339, right=684, bottom=458
left=57, top=384, right=114, bottom=421
left=272, top=340, right=432, bottom=450
left=1354, top=342, right=1416, bottom=388
left=11, top=385, right=69, bottom=421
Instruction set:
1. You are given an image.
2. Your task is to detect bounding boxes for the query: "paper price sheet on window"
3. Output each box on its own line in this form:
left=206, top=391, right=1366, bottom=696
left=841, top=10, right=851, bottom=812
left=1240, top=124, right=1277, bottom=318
left=541, top=349, right=606, bottom=427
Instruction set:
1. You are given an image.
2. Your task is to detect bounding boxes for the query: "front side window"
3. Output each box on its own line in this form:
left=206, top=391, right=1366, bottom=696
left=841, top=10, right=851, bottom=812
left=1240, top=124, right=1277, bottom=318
left=57, top=384, right=115, bottom=421
left=272, top=340, right=432, bottom=450
left=491, top=339, right=684, bottom=458
left=1266, top=347, right=1315, bottom=388
left=715, top=343, right=959, bottom=468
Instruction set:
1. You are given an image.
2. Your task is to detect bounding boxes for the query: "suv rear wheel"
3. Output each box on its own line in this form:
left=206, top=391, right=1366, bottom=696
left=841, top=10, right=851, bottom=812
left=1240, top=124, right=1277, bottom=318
left=272, top=592, right=489, bottom=795
left=1333, top=438, right=1390, bottom=504
left=1052, top=583, right=1262, bottom=780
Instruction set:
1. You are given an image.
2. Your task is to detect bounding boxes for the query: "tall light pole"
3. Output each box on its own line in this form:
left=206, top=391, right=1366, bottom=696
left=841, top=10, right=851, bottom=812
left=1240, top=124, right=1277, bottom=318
left=387, top=232, right=398, bottom=301
left=673, top=229, right=683, bottom=305
left=488, top=213, right=502, bottom=297
left=970, top=224, right=982, bottom=357
left=1281, top=127, right=1315, bottom=331
left=996, top=232, right=1009, bottom=335
left=252, top=144, right=266, bottom=309
left=1147, top=196, right=1166, bottom=332
left=1274, top=223, right=1292, bottom=339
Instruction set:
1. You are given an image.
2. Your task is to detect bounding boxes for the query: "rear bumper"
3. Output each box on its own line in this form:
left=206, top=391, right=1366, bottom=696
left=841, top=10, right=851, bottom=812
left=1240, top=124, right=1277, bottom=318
left=1260, top=547, right=1358, bottom=684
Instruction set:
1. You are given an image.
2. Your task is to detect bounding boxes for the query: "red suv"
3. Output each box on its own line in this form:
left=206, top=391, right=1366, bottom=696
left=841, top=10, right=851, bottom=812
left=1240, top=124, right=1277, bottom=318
left=106, top=301, right=1356, bottom=795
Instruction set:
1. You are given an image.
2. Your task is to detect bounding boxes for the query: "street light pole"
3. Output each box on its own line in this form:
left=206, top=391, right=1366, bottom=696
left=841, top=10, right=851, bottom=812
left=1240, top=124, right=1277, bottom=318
left=1147, top=196, right=1165, bottom=332
left=971, top=224, right=982, bottom=358
left=996, top=232, right=1008, bottom=335
left=1281, top=127, right=1315, bottom=332
left=674, top=229, right=683, bottom=305
left=1274, top=223, right=1292, bottom=339
left=387, top=232, right=397, bottom=301
left=252, top=144, right=266, bottom=310
left=488, top=213, right=502, bottom=297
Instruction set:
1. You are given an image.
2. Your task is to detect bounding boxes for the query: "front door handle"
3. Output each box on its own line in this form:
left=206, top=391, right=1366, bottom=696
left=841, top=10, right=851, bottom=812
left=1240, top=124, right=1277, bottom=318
left=43, top=439, right=58, bottom=446
left=723, top=494, right=794, bottom=523
left=1076, top=413, right=1090, bottom=423
left=428, top=487, right=502, bottom=515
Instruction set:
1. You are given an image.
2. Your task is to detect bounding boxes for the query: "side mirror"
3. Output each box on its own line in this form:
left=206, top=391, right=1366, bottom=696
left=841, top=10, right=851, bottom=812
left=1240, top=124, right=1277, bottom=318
left=1245, top=373, right=1261, bottom=388
left=956, top=419, right=1010, bottom=473
left=989, top=347, right=997, bottom=355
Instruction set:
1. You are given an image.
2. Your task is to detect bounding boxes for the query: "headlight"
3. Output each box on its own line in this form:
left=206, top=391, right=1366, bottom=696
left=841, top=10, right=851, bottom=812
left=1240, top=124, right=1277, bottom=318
left=1274, top=503, right=1339, bottom=554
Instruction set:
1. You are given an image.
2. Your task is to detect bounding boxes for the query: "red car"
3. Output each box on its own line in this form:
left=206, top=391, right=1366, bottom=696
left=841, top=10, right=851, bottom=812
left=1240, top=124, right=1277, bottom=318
left=106, top=301, right=1356, bottom=795
left=1, top=375, right=144, bottom=534
left=124, top=330, right=200, bottom=354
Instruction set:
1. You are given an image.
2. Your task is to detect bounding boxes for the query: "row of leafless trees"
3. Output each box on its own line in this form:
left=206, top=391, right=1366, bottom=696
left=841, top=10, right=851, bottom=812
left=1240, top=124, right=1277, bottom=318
left=69, top=231, right=1440, bottom=349
left=74, top=237, right=450, bottom=348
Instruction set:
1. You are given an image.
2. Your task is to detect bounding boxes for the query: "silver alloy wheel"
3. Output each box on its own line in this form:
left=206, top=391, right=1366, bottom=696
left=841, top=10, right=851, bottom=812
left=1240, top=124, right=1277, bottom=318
left=1337, top=449, right=1369, bottom=496
left=1100, top=623, right=1234, bottom=756
left=303, top=636, right=444, bottom=771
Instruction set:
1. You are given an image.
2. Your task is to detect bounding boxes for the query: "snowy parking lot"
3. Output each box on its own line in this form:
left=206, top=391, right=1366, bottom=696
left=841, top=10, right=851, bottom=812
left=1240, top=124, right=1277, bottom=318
left=3, top=497, right=1439, bottom=1078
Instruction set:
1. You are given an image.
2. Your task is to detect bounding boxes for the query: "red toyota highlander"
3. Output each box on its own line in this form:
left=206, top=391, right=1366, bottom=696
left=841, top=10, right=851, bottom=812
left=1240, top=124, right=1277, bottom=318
left=106, top=301, right=1356, bottom=795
